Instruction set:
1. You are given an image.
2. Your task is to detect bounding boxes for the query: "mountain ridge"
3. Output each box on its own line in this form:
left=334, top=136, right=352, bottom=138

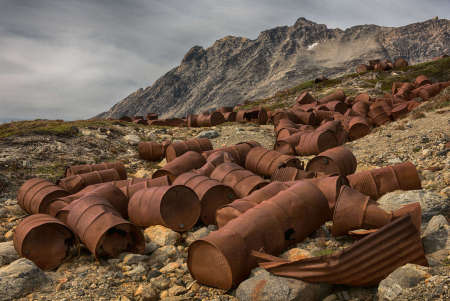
left=97, top=17, right=450, bottom=119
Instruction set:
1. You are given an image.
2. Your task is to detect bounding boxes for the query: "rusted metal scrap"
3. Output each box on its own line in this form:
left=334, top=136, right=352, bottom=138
left=128, top=185, right=201, bottom=232
left=165, top=138, right=213, bottom=162
left=63, top=196, right=145, bottom=257
left=65, top=162, right=127, bottom=179
left=202, top=141, right=261, bottom=166
left=17, top=178, right=69, bottom=214
left=210, top=162, right=268, bottom=198
left=236, top=107, right=268, bottom=125
left=188, top=181, right=329, bottom=290
left=173, top=172, right=237, bottom=225
left=117, top=176, right=171, bottom=198
left=138, top=141, right=164, bottom=161
left=58, top=168, right=122, bottom=194
left=13, top=214, right=76, bottom=270
left=254, top=214, right=427, bottom=286
left=271, top=167, right=316, bottom=182
left=197, top=151, right=236, bottom=177
left=306, top=146, right=357, bottom=176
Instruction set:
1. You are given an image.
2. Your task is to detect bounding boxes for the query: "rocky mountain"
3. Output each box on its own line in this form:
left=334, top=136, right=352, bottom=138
left=98, top=17, right=449, bottom=119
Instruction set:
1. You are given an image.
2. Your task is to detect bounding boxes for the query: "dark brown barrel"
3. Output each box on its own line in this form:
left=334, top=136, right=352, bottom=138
left=368, top=106, right=390, bottom=126
left=304, top=176, right=349, bottom=215
left=325, top=101, right=347, bottom=114
left=316, top=120, right=347, bottom=145
left=65, top=162, right=127, bottom=179
left=13, top=214, right=76, bottom=270
left=394, top=57, right=408, bottom=68
left=148, top=118, right=186, bottom=127
left=306, top=146, right=357, bottom=176
left=318, top=90, right=345, bottom=104
left=271, top=167, right=316, bottom=182
left=202, top=141, right=261, bottom=166
left=128, top=185, right=201, bottom=232
left=153, top=151, right=206, bottom=182
left=58, top=168, right=122, bottom=194
left=313, top=110, right=335, bottom=122
left=210, top=162, right=268, bottom=198
left=296, top=91, right=316, bottom=104
left=173, top=172, right=237, bottom=225
left=346, top=116, right=370, bottom=140
left=236, top=107, right=268, bottom=125
left=292, top=110, right=318, bottom=125
left=245, top=146, right=302, bottom=177
left=223, top=111, right=237, bottom=122
left=391, top=103, right=409, bottom=120
left=417, top=83, right=442, bottom=100
left=138, top=141, right=164, bottom=161
left=64, top=197, right=145, bottom=257
left=352, top=100, right=370, bottom=117
left=295, top=130, right=338, bottom=156
left=274, top=131, right=306, bottom=155
left=165, top=138, right=213, bottom=162
left=414, top=75, right=431, bottom=87
left=17, top=178, right=69, bottom=215
left=391, top=162, right=421, bottom=191
left=119, top=116, right=132, bottom=122
left=197, top=151, right=236, bottom=177
left=219, top=107, right=234, bottom=113
left=196, top=112, right=226, bottom=127
left=146, top=113, right=158, bottom=120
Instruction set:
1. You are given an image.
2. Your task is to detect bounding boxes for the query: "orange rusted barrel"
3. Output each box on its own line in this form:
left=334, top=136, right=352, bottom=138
left=306, top=146, right=357, bottom=176
left=417, top=83, right=442, bottom=99
left=128, top=185, right=201, bottom=232
left=173, top=172, right=237, bottom=225
left=153, top=151, right=206, bottom=182
left=65, top=162, right=127, bottom=179
left=197, top=151, right=236, bottom=177
left=138, top=141, right=164, bottom=161
left=118, top=176, right=171, bottom=198
left=345, top=116, right=370, bottom=140
left=414, top=75, right=431, bottom=87
left=210, top=162, right=268, bottom=198
left=63, top=197, right=145, bottom=257
left=295, top=130, right=338, bottom=156
left=316, top=120, right=348, bottom=145
left=391, top=103, right=409, bottom=120
left=196, top=112, right=225, bottom=126
left=57, top=168, right=122, bottom=194
left=368, top=106, right=390, bottom=126
left=165, top=138, right=213, bottom=162
left=318, top=90, right=345, bottom=104
left=271, top=167, right=316, bottom=182
left=13, top=214, right=76, bottom=270
left=245, top=146, right=302, bottom=177
left=296, top=91, right=316, bottom=104
left=202, top=141, right=260, bottom=166
left=17, top=178, right=69, bottom=214
left=325, top=101, right=347, bottom=114
left=223, top=111, right=237, bottom=122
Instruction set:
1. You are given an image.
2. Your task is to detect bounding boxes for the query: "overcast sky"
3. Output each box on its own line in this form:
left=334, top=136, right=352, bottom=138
left=0, top=0, right=449, bottom=121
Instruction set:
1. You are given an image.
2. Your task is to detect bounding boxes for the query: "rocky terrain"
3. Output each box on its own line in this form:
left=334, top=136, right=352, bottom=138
left=0, top=59, right=449, bottom=301
left=98, top=17, right=449, bottom=120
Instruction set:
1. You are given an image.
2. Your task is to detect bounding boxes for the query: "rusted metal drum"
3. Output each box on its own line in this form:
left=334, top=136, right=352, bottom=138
left=417, top=83, right=442, bottom=99
left=58, top=168, right=122, bottom=194
left=215, top=181, right=289, bottom=228
left=118, top=176, right=171, bottom=198
left=325, top=101, right=347, bottom=114
left=187, top=114, right=199, bottom=127
left=354, top=93, right=371, bottom=103
left=128, top=185, right=201, bottom=232
left=316, top=120, right=347, bottom=145
left=236, top=107, right=268, bottom=125
left=223, top=111, right=237, bottom=122
left=17, top=178, right=69, bottom=214
left=210, top=162, right=268, bottom=198
left=153, top=151, right=206, bottom=182
left=132, top=118, right=147, bottom=125
left=119, top=116, right=132, bottom=122
left=395, top=83, right=414, bottom=99
left=295, top=130, right=338, bottom=156
left=138, top=141, right=164, bottom=161
left=313, top=110, right=335, bottom=122
left=275, top=118, right=300, bottom=135
left=197, top=151, right=236, bottom=177
left=245, top=146, right=302, bottom=178
left=292, top=110, right=318, bottom=125
left=188, top=181, right=329, bottom=290
left=414, top=75, right=431, bottom=87
left=407, top=100, right=421, bottom=111
left=202, top=141, right=261, bottom=166
left=148, top=118, right=186, bottom=127
left=63, top=197, right=145, bottom=257
left=274, top=131, right=305, bottom=155
left=394, top=57, right=408, bottom=68
left=318, top=90, right=345, bottom=104
left=219, top=107, right=234, bottom=113
left=165, top=138, right=213, bottom=162
left=306, top=146, right=357, bottom=176
left=271, top=167, right=316, bottom=182
left=345, top=116, right=370, bottom=140
left=391, top=161, right=422, bottom=191
left=271, top=109, right=300, bottom=125
left=173, top=172, right=237, bottom=225
left=65, top=162, right=127, bottom=179
left=368, top=106, right=390, bottom=126
left=391, top=103, right=409, bottom=119
left=195, top=112, right=225, bottom=127
left=352, top=100, right=370, bottom=117
left=296, top=91, right=316, bottom=104
left=13, top=214, right=76, bottom=270
left=304, top=176, right=349, bottom=215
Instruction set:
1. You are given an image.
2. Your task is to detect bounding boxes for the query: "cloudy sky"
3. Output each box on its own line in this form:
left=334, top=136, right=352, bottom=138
left=1, top=0, right=449, bottom=121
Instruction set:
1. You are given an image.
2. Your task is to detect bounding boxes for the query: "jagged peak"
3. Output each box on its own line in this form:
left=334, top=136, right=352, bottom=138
left=293, top=17, right=319, bottom=27
left=181, top=45, right=206, bottom=64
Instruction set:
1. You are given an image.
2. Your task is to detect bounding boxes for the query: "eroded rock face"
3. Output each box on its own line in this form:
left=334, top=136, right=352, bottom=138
left=98, top=18, right=449, bottom=120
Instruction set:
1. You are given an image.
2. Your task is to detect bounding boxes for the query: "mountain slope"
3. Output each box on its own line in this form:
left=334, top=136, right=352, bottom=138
left=98, top=17, right=450, bottom=119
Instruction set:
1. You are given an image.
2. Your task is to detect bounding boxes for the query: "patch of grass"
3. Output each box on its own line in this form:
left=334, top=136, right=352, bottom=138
left=0, top=119, right=149, bottom=139
left=312, top=248, right=335, bottom=257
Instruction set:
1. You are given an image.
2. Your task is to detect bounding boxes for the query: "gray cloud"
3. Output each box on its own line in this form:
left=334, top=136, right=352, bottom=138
left=0, top=0, right=449, bottom=121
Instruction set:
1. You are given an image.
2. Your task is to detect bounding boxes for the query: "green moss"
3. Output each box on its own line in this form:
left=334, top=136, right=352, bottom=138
left=312, top=248, right=335, bottom=257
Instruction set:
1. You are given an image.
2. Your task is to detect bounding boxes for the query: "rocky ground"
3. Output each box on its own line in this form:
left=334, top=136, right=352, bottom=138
left=0, top=74, right=449, bottom=300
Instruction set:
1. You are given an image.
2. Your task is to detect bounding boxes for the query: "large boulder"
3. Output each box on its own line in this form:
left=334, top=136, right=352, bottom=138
left=0, top=258, right=48, bottom=301
left=236, top=269, right=331, bottom=301
left=0, top=241, right=19, bottom=267
left=422, top=215, right=450, bottom=266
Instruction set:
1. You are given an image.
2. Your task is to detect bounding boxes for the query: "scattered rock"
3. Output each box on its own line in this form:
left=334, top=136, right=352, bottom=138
left=185, top=227, right=211, bottom=245
left=123, top=254, right=150, bottom=265
left=167, top=285, right=186, bottom=296
left=149, top=246, right=177, bottom=266
left=196, top=130, right=220, bottom=139
left=145, top=225, right=181, bottom=246
left=236, top=269, right=331, bottom=301
left=0, top=258, right=48, bottom=301
left=0, top=241, right=19, bottom=267
left=377, top=190, right=450, bottom=223
left=123, top=134, right=141, bottom=145
left=280, top=248, right=311, bottom=261
left=422, top=215, right=450, bottom=265
left=377, top=264, right=431, bottom=301
left=135, top=283, right=160, bottom=301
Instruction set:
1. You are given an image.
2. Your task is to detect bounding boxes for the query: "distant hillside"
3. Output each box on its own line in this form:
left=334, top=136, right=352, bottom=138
left=98, top=17, right=450, bottom=119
